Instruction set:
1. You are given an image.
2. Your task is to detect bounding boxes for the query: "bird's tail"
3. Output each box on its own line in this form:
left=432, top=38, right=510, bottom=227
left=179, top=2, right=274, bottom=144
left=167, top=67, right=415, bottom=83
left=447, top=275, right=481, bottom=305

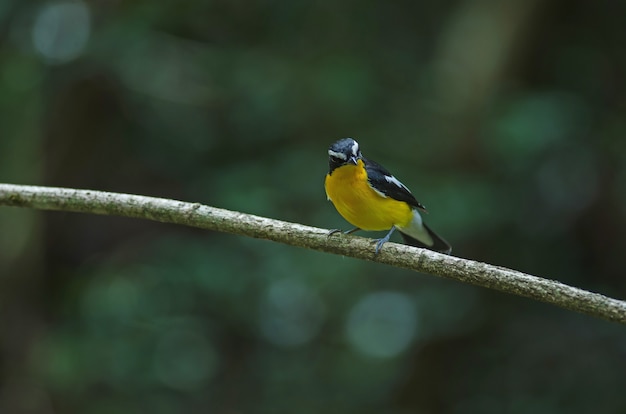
left=399, top=223, right=452, bottom=254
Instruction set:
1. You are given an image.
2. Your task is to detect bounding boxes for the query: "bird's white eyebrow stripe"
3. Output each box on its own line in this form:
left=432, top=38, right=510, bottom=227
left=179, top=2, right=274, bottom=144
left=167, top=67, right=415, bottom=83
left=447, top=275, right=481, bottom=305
left=385, top=175, right=408, bottom=190
left=328, top=150, right=347, bottom=160
left=351, top=140, right=359, bottom=156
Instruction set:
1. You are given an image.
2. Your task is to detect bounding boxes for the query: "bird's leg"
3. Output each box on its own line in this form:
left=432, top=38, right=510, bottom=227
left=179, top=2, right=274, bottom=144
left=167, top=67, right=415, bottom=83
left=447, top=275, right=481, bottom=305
left=327, top=227, right=360, bottom=237
left=374, top=227, right=396, bottom=255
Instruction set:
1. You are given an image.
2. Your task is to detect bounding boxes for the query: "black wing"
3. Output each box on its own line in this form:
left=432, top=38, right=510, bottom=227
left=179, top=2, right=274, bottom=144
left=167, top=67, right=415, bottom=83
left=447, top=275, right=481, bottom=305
left=363, top=157, right=427, bottom=211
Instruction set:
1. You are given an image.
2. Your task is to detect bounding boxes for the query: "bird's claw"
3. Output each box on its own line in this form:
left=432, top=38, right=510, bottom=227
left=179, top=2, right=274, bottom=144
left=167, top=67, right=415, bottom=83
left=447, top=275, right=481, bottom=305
left=327, top=228, right=360, bottom=238
left=326, top=229, right=342, bottom=238
left=374, top=239, right=385, bottom=255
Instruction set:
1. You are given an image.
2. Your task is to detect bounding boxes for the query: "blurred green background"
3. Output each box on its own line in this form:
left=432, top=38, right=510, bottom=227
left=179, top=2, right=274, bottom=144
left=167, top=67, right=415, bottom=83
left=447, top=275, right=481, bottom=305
left=1, top=0, right=626, bottom=413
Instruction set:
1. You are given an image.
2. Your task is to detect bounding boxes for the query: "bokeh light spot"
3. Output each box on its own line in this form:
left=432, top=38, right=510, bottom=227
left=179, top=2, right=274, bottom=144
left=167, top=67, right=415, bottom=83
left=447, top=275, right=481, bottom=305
left=32, top=1, right=91, bottom=64
left=259, top=279, right=326, bottom=347
left=153, top=328, right=218, bottom=391
left=346, top=291, right=418, bottom=358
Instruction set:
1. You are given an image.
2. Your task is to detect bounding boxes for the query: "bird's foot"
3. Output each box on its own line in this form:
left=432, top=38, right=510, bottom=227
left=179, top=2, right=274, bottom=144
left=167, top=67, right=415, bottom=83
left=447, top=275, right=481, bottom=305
left=373, top=227, right=396, bottom=255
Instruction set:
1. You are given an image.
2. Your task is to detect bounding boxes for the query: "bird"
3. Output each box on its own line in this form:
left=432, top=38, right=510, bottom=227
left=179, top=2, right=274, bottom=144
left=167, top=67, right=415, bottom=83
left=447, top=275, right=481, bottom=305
left=324, top=138, right=451, bottom=255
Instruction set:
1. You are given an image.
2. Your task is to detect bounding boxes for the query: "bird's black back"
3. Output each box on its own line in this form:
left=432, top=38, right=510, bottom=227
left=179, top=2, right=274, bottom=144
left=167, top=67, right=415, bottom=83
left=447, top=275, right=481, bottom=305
left=362, top=157, right=427, bottom=212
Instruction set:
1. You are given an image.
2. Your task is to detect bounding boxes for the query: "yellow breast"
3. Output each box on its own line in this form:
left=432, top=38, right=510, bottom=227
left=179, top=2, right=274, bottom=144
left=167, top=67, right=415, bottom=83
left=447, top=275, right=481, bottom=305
left=324, top=160, right=413, bottom=231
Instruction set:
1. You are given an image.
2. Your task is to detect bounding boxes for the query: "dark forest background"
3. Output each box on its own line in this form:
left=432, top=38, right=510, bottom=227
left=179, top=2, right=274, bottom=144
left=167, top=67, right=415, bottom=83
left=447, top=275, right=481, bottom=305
left=1, top=0, right=625, bottom=413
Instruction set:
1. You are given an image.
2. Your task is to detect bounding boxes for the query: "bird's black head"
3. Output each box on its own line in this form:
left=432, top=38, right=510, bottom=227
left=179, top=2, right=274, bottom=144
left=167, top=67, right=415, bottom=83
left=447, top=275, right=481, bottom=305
left=328, top=138, right=362, bottom=173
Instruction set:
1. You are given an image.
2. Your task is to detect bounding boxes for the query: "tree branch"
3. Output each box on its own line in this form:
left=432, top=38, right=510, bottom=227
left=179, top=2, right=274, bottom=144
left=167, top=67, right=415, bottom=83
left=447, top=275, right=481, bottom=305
left=1, top=183, right=624, bottom=324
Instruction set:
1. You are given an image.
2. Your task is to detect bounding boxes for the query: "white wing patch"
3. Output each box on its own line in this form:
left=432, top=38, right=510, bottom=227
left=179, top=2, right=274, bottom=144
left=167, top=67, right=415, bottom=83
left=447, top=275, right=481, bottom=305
left=384, top=175, right=410, bottom=192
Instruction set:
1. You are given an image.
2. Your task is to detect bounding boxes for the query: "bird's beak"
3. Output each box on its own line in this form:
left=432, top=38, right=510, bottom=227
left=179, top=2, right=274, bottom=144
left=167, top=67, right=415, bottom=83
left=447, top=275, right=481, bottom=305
left=348, top=155, right=358, bottom=165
